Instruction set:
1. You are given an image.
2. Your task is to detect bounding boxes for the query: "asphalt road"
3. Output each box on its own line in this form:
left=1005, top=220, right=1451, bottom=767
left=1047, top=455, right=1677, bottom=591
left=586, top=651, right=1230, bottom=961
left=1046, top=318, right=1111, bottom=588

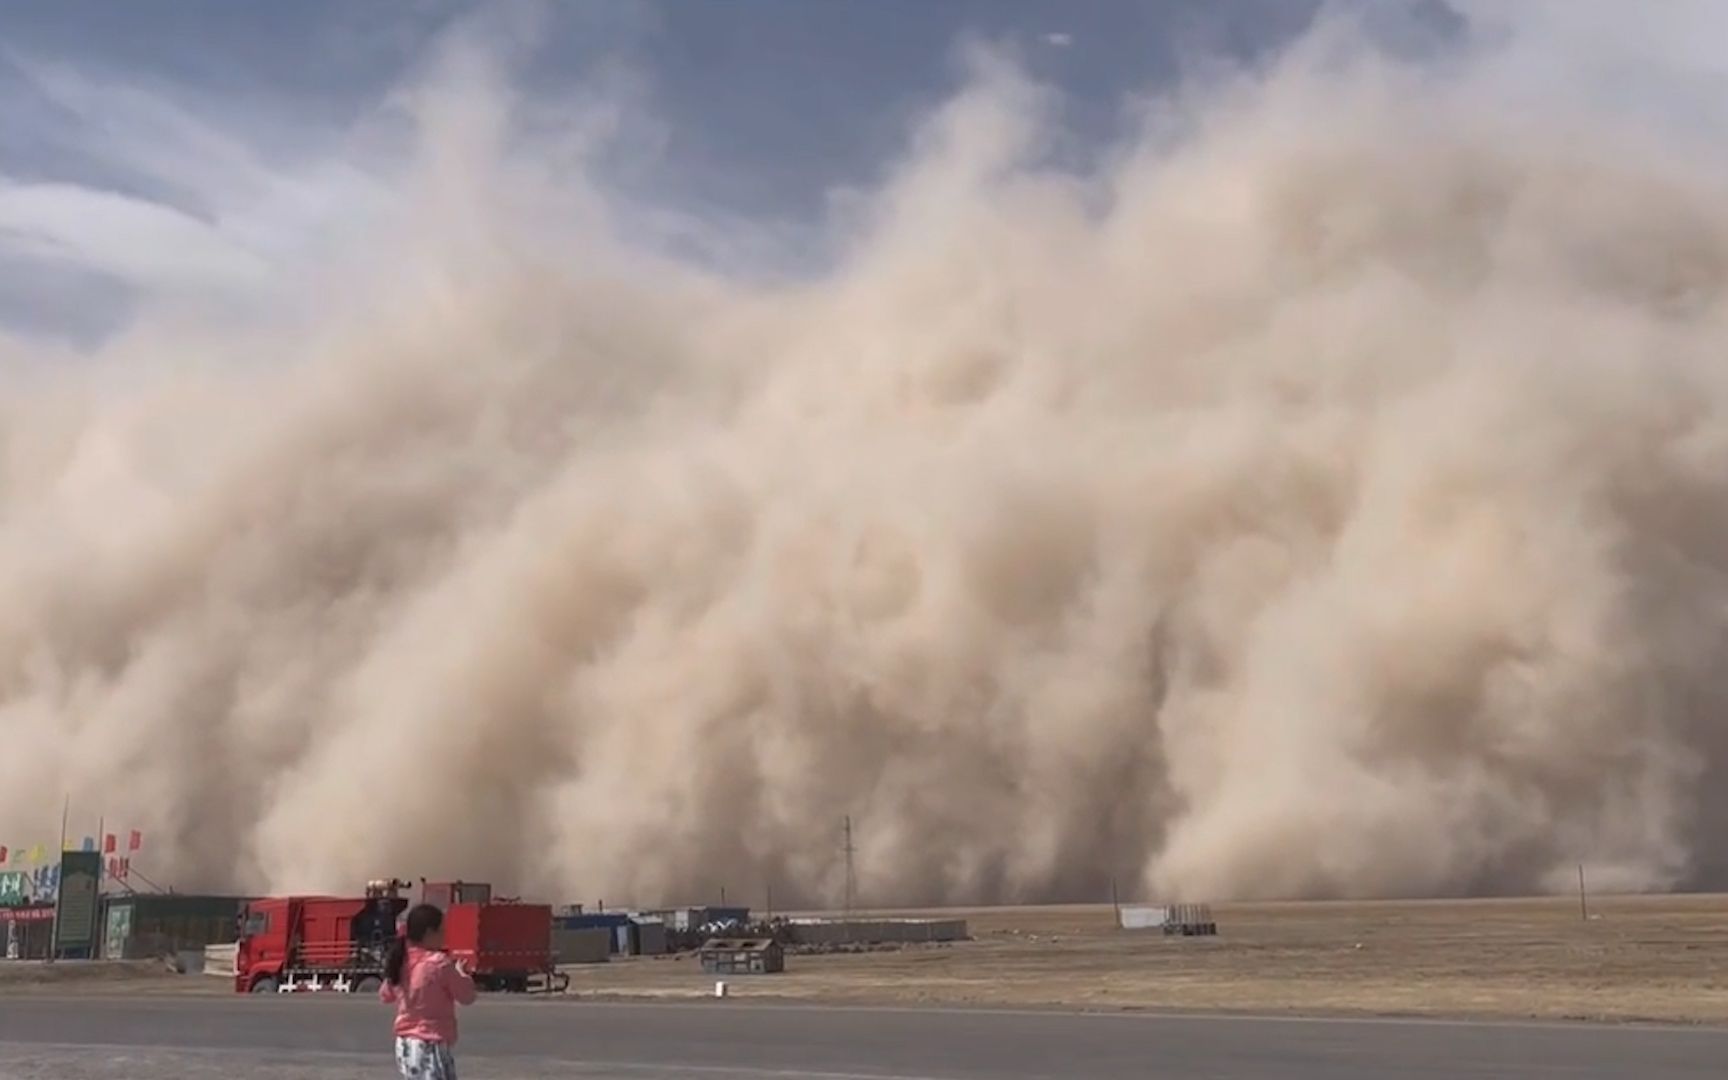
left=1, top=996, right=1726, bottom=1079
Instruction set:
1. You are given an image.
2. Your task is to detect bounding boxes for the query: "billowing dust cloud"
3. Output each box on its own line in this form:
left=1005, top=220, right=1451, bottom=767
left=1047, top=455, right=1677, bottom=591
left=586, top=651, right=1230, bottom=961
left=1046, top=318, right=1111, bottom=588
left=6, top=9, right=1728, bottom=906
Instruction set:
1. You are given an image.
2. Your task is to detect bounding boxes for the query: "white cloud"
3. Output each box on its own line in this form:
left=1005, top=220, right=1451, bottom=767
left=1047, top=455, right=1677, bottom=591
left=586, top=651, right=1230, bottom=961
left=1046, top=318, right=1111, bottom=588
left=0, top=51, right=401, bottom=336
left=1044, top=32, right=1074, bottom=48
left=1445, top=0, right=1728, bottom=140
left=5, top=54, right=279, bottom=204
left=0, top=180, right=270, bottom=292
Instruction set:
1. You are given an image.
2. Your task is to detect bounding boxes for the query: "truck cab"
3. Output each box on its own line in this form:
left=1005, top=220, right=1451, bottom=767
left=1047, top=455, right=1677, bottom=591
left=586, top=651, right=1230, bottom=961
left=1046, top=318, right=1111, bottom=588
left=234, top=897, right=292, bottom=993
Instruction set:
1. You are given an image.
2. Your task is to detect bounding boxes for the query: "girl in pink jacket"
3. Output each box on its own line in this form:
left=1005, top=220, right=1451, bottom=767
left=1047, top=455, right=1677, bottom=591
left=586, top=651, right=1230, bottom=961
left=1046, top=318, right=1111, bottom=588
left=380, top=904, right=477, bottom=1079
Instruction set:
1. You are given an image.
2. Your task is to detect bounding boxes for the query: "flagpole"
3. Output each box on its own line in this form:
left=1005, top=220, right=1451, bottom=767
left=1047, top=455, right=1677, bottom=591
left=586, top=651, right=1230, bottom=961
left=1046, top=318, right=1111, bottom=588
left=48, top=794, right=67, bottom=964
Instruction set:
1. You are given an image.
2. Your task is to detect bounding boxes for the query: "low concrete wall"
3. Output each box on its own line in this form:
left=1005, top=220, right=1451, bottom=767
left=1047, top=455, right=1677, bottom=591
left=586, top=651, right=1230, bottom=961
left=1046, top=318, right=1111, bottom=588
left=783, top=919, right=969, bottom=946
left=1119, top=903, right=1215, bottom=932
left=1118, top=905, right=1169, bottom=930
left=202, top=943, right=237, bottom=979
left=552, top=927, right=611, bottom=965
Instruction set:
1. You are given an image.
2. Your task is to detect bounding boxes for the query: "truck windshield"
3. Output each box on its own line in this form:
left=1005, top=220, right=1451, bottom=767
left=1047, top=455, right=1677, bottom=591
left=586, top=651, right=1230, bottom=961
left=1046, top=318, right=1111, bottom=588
left=243, top=912, right=269, bottom=936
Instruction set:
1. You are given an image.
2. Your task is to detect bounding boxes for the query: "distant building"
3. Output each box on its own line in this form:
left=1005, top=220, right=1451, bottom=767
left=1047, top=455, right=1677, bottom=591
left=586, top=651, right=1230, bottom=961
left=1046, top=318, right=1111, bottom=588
left=698, top=937, right=784, bottom=976
left=101, top=894, right=246, bottom=961
left=1117, top=903, right=1217, bottom=936
left=642, top=907, right=751, bottom=933
left=1, top=904, right=56, bottom=960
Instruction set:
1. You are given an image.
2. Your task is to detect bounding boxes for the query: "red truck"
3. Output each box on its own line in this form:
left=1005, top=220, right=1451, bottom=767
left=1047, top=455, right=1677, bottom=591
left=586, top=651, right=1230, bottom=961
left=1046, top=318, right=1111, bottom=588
left=234, top=879, right=566, bottom=994
left=234, top=879, right=408, bottom=994
left=442, top=896, right=568, bottom=993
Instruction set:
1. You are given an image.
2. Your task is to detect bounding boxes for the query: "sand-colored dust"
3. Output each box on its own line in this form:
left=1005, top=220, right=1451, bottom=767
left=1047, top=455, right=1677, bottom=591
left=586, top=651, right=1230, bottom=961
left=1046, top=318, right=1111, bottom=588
left=10, top=5, right=1728, bottom=909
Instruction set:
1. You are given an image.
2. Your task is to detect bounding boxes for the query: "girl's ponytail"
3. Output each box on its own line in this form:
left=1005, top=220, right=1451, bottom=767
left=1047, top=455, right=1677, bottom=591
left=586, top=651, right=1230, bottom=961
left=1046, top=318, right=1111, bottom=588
left=383, top=931, right=408, bottom=987
left=384, top=903, right=443, bottom=987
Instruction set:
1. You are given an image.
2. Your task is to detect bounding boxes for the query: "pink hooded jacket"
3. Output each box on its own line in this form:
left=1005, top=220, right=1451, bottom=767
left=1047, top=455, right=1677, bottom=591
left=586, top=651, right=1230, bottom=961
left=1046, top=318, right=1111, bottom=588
left=379, top=945, right=477, bottom=1045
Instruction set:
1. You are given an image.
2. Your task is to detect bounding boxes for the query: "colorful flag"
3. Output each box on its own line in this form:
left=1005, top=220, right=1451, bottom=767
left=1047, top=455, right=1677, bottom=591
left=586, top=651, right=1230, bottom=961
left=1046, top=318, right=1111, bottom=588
left=118, top=857, right=131, bottom=880
left=25, top=845, right=42, bottom=864
left=102, top=834, right=116, bottom=854
left=128, top=830, right=142, bottom=852
left=80, top=836, right=94, bottom=853
left=0, top=846, right=8, bottom=864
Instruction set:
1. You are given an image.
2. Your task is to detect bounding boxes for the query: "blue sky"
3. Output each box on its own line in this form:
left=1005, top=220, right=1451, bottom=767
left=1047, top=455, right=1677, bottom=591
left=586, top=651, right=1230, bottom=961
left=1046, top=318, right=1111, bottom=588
left=2, top=1, right=1328, bottom=204
left=0, top=1, right=1358, bottom=344
left=5, top=1, right=1727, bottom=346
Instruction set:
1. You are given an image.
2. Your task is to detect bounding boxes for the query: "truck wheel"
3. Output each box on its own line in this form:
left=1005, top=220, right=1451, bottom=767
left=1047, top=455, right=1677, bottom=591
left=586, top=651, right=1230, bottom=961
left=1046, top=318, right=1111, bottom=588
left=354, top=976, right=382, bottom=994
left=250, top=977, right=279, bottom=995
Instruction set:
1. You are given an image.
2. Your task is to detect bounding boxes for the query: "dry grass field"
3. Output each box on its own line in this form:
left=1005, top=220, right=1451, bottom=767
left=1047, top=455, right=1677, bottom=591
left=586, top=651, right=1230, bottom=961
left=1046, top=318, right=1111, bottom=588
left=564, top=895, right=1728, bottom=1023
left=7, top=895, right=1728, bottom=1023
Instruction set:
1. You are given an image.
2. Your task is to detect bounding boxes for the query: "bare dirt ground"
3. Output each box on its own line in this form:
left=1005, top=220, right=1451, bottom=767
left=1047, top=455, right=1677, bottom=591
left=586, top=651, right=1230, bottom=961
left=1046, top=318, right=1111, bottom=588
left=0, top=959, right=179, bottom=990
left=563, top=894, right=1728, bottom=1023
left=8, top=895, right=1728, bottom=1023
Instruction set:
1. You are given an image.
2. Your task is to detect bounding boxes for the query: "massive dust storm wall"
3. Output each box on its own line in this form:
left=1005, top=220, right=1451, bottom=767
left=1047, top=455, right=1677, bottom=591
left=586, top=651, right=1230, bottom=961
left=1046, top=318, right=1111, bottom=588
left=5, top=4, right=1728, bottom=904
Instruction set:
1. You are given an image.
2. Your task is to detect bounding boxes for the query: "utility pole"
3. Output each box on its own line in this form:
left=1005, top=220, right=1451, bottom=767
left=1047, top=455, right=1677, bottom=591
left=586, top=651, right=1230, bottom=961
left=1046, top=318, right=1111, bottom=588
left=842, top=816, right=857, bottom=919
left=48, top=794, right=67, bottom=965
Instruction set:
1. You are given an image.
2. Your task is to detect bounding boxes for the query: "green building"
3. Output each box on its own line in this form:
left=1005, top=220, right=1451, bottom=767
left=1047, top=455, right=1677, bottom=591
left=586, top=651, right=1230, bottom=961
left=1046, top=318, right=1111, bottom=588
left=100, top=894, right=246, bottom=961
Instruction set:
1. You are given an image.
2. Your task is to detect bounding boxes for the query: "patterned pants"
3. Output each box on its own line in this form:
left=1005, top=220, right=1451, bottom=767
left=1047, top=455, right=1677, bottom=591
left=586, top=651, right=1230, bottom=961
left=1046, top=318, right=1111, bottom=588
left=395, top=1037, right=457, bottom=1079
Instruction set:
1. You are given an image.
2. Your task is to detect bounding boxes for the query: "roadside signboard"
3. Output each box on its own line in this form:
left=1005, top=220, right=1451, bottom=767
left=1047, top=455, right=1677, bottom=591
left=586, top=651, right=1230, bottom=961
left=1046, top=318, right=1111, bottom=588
left=53, top=851, right=100, bottom=958
left=0, top=871, right=26, bottom=907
